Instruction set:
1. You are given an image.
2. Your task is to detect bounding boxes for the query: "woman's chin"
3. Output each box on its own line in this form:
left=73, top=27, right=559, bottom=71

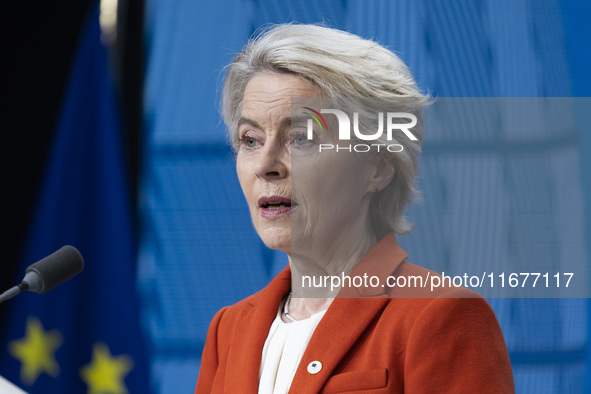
left=259, top=229, right=291, bottom=254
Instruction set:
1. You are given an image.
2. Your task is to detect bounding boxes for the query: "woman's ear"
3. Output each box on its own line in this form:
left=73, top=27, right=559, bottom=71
left=369, top=159, right=395, bottom=192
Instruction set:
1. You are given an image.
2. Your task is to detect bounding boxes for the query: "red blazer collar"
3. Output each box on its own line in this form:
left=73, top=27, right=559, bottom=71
left=342, top=233, right=409, bottom=297
left=226, top=233, right=409, bottom=393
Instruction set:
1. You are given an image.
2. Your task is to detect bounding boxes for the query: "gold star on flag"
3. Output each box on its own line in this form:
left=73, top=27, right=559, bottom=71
left=80, top=343, right=134, bottom=394
left=8, top=316, right=62, bottom=385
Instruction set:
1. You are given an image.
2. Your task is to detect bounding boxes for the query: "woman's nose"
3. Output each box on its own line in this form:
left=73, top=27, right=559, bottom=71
left=254, top=140, right=288, bottom=180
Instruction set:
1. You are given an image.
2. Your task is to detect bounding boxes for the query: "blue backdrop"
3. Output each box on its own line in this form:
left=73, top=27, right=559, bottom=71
left=140, top=1, right=591, bottom=393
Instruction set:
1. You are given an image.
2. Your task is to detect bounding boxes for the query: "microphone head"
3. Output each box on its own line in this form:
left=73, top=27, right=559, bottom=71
left=25, top=245, right=84, bottom=293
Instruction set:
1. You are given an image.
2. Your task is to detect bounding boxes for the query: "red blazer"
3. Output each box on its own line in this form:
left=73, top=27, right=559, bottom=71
left=195, top=235, right=514, bottom=393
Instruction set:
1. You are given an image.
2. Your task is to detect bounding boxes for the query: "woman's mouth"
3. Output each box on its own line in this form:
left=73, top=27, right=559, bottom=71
left=258, top=196, right=297, bottom=218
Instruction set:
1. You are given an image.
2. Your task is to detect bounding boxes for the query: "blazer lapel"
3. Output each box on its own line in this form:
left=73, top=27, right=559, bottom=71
left=288, top=234, right=409, bottom=393
left=288, top=297, right=389, bottom=393
left=223, top=234, right=408, bottom=393
left=224, top=267, right=291, bottom=393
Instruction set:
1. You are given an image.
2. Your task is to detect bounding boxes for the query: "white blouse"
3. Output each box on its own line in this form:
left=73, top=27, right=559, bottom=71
left=258, top=305, right=327, bottom=394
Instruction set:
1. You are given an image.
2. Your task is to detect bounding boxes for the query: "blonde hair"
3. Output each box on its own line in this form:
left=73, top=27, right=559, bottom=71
left=222, top=24, right=430, bottom=235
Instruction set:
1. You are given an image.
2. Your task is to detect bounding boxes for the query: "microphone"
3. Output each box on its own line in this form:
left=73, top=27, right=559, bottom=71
left=0, top=245, right=84, bottom=304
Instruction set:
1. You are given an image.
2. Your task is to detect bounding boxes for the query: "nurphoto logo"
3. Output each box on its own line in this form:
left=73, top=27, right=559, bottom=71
left=303, top=108, right=417, bottom=152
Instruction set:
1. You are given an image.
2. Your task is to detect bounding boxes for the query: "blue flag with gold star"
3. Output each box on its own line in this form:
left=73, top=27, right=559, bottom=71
left=0, top=6, right=149, bottom=394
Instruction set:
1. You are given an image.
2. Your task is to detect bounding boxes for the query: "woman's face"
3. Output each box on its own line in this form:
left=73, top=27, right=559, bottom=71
left=236, top=73, right=379, bottom=257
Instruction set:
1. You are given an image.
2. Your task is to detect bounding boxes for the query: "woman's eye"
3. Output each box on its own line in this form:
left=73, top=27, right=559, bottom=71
left=295, top=135, right=306, bottom=145
left=292, top=133, right=310, bottom=146
left=240, top=135, right=258, bottom=148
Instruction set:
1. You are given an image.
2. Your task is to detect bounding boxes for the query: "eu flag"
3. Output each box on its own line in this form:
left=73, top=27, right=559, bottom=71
left=0, top=7, right=149, bottom=393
